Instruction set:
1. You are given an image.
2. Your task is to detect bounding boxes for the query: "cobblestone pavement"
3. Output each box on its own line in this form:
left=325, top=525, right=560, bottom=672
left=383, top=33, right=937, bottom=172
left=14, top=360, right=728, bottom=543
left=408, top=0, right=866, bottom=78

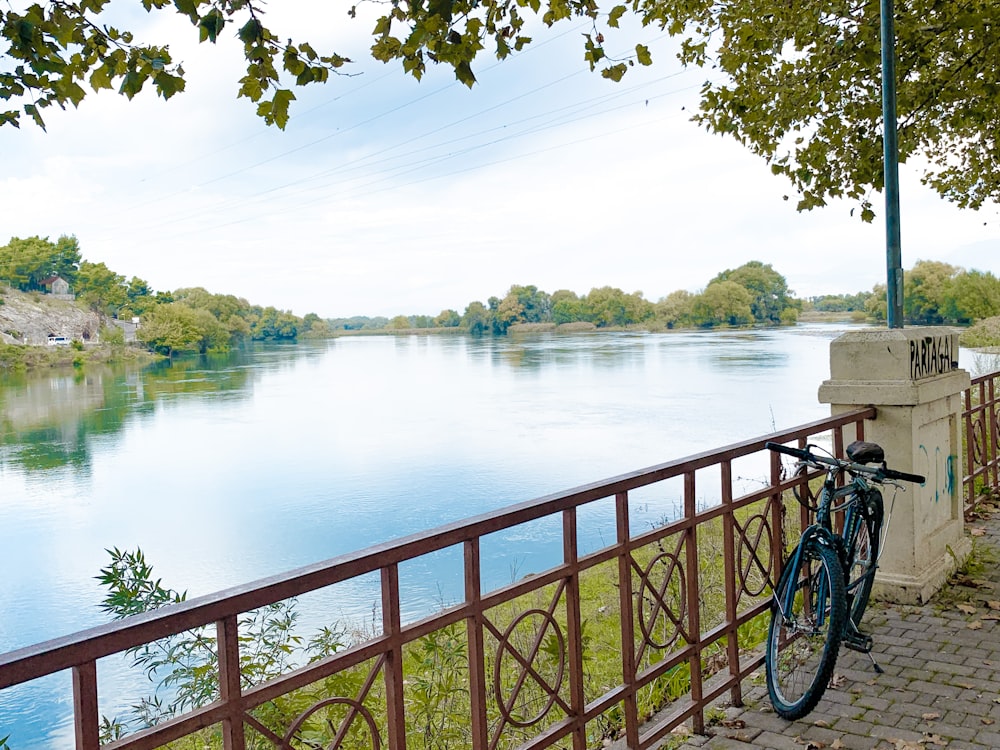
left=670, top=505, right=1000, bottom=750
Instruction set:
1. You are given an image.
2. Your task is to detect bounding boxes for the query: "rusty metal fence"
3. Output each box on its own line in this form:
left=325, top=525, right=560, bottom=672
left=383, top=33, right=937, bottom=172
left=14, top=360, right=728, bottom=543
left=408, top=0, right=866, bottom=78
left=2, top=409, right=877, bottom=750
left=963, top=371, right=1000, bottom=511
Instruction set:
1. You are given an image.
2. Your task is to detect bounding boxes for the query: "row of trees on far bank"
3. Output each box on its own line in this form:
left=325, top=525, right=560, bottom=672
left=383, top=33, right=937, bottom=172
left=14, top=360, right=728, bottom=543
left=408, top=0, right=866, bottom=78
left=8, top=234, right=1000, bottom=352
left=1, top=235, right=324, bottom=355
left=805, top=260, right=1000, bottom=326
left=330, top=261, right=802, bottom=335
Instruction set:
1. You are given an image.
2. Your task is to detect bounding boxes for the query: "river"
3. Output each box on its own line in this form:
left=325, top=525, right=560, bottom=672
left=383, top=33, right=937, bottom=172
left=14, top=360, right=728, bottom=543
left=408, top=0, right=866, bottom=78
left=0, top=324, right=994, bottom=746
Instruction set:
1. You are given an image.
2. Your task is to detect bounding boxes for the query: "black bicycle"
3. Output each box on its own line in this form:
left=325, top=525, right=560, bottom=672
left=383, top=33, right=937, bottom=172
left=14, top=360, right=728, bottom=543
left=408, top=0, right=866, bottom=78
left=763, top=440, right=924, bottom=720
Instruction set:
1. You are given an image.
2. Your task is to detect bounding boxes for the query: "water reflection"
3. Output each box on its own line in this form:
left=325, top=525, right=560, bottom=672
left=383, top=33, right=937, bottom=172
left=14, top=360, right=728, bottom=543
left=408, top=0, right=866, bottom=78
left=0, top=344, right=325, bottom=475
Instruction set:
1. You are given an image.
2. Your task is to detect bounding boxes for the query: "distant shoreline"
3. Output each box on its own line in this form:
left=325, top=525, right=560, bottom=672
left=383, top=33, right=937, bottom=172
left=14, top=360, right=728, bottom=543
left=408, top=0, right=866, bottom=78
left=0, top=342, right=159, bottom=373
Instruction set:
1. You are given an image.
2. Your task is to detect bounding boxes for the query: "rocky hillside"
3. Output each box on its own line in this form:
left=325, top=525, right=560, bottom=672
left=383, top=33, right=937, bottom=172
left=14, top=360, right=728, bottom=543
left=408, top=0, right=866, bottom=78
left=0, top=287, right=103, bottom=345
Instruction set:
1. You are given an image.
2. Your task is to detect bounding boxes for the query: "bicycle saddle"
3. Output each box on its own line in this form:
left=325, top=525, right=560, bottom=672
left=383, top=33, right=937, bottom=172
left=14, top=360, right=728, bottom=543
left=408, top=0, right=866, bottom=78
left=846, top=440, right=885, bottom=464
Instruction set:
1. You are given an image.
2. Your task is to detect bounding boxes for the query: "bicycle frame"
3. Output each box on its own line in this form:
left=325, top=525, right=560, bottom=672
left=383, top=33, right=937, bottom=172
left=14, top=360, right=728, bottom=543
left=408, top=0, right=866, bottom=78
left=777, top=468, right=877, bottom=633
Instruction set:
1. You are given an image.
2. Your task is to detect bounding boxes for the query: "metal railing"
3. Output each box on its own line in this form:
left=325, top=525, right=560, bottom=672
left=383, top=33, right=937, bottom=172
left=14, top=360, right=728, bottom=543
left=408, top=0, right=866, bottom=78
left=2, top=409, right=876, bottom=750
left=963, top=371, right=1000, bottom=511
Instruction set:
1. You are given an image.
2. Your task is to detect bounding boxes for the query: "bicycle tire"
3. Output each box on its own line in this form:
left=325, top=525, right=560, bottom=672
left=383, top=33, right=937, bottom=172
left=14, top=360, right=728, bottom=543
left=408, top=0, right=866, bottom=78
left=845, top=488, right=883, bottom=626
left=765, top=539, right=846, bottom=720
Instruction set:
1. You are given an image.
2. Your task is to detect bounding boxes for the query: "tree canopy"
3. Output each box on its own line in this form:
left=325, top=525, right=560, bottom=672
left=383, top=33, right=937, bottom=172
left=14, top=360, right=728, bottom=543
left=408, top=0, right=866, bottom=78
left=4, top=1, right=997, bottom=216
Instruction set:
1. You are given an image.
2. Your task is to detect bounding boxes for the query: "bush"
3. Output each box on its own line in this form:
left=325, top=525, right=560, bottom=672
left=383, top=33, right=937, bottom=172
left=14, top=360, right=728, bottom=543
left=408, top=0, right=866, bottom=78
left=960, top=316, right=1000, bottom=348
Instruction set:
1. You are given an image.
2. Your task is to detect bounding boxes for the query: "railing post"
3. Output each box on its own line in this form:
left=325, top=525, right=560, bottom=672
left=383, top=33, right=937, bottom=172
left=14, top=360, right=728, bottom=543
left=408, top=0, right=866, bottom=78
left=719, top=460, right=743, bottom=708
left=964, top=383, right=976, bottom=506
left=218, top=615, right=246, bottom=750
left=683, top=471, right=704, bottom=735
left=72, top=661, right=99, bottom=750
left=615, top=491, right=640, bottom=749
left=382, top=564, right=407, bottom=750
left=989, top=377, right=999, bottom=491
left=465, top=539, right=489, bottom=750
left=769, top=448, right=787, bottom=583
left=563, top=508, right=587, bottom=750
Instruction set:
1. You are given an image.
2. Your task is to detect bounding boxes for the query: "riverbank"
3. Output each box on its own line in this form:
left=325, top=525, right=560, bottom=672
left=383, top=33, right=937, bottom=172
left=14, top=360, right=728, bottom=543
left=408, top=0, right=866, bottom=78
left=0, top=341, right=160, bottom=372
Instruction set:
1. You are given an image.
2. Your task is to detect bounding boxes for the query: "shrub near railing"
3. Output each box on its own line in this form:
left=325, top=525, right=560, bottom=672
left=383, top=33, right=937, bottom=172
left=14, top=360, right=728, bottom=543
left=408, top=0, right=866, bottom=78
left=0, top=409, right=877, bottom=750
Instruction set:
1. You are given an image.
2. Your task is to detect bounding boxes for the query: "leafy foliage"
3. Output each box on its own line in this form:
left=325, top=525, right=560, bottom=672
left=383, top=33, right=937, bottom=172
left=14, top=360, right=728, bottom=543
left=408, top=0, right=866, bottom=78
left=96, top=547, right=322, bottom=740
left=658, top=0, right=1000, bottom=217
left=0, top=234, right=80, bottom=291
left=4, top=1, right=997, bottom=214
left=711, top=260, right=795, bottom=325
left=1, top=0, right=349, bottom=130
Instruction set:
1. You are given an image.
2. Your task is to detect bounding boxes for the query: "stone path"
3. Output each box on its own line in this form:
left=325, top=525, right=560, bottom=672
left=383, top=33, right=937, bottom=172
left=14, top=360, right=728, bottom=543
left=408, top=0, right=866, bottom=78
left=671, top=504, right=1000, bottom=750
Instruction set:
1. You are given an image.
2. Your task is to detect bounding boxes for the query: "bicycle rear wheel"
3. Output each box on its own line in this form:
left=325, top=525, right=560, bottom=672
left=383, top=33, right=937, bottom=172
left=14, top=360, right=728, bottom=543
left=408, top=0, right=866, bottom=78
left=845, top=488, right=883, bottom=627
left=765, top=539, right=846, bottom=719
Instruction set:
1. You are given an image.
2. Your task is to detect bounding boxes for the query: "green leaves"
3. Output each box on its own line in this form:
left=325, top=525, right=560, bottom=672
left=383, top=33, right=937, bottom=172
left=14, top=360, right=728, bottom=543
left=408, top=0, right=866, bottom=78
left=256, top=88, right=295, bottom=129
left=3, top=0, right=996, bottom=216
left=635, top=43, right=651, bottom=66
left=197, top=9, right=225, bottom=43
left=1, top=1, right=351, bottom=130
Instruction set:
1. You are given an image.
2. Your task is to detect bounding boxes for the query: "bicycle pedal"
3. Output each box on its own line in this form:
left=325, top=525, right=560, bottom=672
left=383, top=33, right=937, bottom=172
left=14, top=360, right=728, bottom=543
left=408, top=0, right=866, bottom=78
left=842, top=632, right=874, bottom=653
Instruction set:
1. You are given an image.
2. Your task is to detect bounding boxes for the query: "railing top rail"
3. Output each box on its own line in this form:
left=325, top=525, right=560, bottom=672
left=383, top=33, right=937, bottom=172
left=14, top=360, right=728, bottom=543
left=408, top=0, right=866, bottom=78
left=969, top=371, right=1000, bottom=389
left=0, top=407, right=875, bottom=689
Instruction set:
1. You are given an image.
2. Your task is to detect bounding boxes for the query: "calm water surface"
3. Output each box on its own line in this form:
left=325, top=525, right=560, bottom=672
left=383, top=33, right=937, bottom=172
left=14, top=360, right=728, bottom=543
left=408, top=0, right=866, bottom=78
left=1, top=325, right=991, bottom=746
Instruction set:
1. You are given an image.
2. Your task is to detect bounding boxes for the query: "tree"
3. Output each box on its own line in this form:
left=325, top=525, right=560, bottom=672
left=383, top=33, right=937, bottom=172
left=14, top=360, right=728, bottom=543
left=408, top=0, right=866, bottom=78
left=584, top=286, right=651, bottom=328
left=551, top=290, right=588, bottom=325
left=45, top=234, right=82, bottom=286
left=76, top=260, right=127, bottom=315
left=125, top=276, right=156, bottom=316
left=138, top=302, right=229, bottom=355
left=462, top=301, right=490, bottom=336
left=0, top=234, right=80, bottom=290
left=865, top=284, right=888, bottom=322
left=301, top=312, right=323, bottom=332
left=657, top=0, right=1000, bottom=218
left=711, top=261, right=793, bottom=325
left=5, top=1, right=997, bottom=218
left=434, top=309, right=461, bottom=328
left=250, top=306, right=299, bottom=340
left=488, top=294, right=522, bottom=335
left=902, top=260, right=959, bottom=325
left=1, top=1, right=350, bottom=130
left=506, top=285, right=552, bottom=324
left=946, top=270, right=1000, bottom=323
left=655, top=290, right=695, bottom=329
left=690, top=281, right=754, bottom=328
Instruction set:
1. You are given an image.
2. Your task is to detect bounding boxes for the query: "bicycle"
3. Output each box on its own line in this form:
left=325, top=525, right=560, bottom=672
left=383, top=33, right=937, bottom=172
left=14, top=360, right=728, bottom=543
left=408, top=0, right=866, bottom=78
left=762, top=439, right=925, bottom=720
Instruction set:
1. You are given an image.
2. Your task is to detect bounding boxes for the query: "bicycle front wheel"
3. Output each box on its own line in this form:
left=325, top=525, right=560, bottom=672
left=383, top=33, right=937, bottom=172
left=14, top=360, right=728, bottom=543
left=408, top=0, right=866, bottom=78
left=765, top=539, right=846, bottom=720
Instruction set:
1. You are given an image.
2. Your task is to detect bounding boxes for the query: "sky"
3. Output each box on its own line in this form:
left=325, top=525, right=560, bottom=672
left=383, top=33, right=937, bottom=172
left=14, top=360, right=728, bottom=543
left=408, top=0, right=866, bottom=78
left=1, top=1, right=998, bottom=319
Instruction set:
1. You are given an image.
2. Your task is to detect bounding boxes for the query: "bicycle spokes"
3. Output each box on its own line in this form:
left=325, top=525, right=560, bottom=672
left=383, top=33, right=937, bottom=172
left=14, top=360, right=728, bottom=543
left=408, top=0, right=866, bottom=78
left=766, top=542, right=846, bottom=719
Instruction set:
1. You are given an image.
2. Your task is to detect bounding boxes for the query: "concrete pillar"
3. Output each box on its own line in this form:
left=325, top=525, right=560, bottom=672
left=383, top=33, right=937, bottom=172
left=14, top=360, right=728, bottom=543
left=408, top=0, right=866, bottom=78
left=818, top=327, right=971, bottom=603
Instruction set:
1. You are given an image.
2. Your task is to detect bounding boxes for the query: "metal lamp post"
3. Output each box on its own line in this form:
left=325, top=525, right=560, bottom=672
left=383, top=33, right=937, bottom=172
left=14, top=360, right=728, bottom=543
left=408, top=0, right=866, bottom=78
left=881, top=0, right=904, bottom=328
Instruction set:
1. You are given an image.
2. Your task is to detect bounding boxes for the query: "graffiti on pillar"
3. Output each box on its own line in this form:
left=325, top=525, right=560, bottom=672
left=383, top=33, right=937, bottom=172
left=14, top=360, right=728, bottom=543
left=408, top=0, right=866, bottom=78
left=918, top=444, right=956, bottom=503
left=910, top=335, right=956, bottom=380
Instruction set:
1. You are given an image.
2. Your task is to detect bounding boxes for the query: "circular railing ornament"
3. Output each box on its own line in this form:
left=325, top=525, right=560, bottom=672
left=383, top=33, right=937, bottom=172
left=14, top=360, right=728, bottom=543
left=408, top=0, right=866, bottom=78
left=736, top=513, right=772, bottom=598
left=493, top=608, right=566, bottom=728
left=637, top=551, right=686, bottom=649
left=284, top=697, right=382, bottom=750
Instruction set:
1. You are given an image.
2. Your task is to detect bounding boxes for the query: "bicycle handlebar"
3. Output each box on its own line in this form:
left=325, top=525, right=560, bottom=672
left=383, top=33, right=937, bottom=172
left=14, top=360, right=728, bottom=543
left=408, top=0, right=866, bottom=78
left=764, top=441, right=925, bottom=484
left=880, top=467, right=926, bottom=484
